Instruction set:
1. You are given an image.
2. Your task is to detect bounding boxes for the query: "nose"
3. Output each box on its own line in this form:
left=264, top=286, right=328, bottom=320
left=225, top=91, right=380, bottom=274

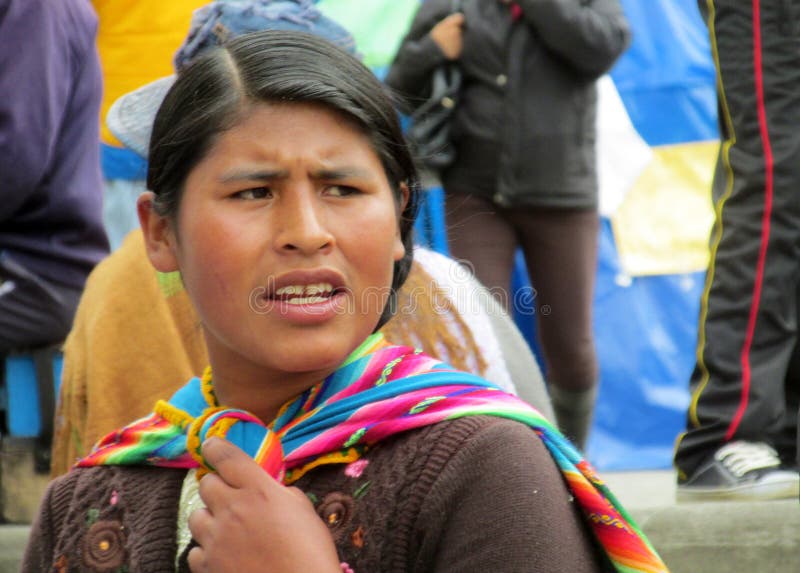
left=274, top=188, right=334, bottom=255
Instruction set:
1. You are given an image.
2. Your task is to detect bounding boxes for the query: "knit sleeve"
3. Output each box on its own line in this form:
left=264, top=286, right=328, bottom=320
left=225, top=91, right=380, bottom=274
left=20, top=473, right=71, bottom=571
left=411, top=418, right=608, bottom=573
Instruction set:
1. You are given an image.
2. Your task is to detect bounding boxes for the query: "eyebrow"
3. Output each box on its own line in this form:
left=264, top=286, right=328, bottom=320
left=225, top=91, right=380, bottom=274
left=219, top=166, right=376, bottom=184
left=311, top=167, right=375, bottom=181
left=219, top=169, right=287, bottom=184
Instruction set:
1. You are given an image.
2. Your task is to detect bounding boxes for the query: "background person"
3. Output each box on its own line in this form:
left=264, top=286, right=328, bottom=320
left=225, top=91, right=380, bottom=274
left=0, top=0, right=109, bottom=353
left=385, top=0, right=631, bottom=450
left=673, top=0, right=800, bottom=502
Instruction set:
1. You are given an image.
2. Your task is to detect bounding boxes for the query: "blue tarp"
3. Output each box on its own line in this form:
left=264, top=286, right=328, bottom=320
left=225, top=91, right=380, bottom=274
left=611, top=0, right=717, bottom=145
left=586, top=223, right=704, bottom=469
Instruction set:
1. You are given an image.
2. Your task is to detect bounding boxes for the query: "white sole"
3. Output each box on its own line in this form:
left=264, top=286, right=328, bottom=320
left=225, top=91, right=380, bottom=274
left=676, top=473, right=799, bottom=503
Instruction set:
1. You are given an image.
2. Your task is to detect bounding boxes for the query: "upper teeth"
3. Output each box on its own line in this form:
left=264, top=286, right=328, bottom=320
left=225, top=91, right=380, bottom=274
left=275, top=283, right=334, bottom=297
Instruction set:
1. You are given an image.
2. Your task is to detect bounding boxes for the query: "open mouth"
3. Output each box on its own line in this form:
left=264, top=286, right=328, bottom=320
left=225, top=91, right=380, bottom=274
left=256, top=269, right=349, bottom=316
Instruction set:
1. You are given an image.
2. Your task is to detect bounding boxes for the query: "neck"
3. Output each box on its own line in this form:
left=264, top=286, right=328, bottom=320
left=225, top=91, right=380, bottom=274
left=208, top=353, right=334, bottom=423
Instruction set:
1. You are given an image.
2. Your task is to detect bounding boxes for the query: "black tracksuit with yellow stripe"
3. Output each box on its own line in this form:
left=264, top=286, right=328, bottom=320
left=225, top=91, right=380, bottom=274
left=674, top=0, right=800, bottom=477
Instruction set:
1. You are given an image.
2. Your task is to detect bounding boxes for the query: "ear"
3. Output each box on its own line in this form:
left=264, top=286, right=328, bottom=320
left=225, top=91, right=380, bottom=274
left=137, top=191, right=180, bottom=272
left=393, top=182, right=411, bottom=262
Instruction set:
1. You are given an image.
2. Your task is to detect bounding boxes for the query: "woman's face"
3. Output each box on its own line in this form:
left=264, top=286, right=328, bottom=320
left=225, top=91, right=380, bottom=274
left=148, top=102, right=406, bottom=392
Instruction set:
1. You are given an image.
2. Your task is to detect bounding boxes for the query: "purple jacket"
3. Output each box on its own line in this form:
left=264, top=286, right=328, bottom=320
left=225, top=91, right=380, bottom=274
left=0, top=0, right=108, bottom=289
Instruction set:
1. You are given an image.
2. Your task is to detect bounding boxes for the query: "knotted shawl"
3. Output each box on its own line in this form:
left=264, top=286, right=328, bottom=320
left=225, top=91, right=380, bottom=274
left=78, top=334, right=668, bottom=573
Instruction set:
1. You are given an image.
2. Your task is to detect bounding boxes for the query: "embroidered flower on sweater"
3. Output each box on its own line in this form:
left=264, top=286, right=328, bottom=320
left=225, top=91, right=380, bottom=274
left=82, top=520, right=127, bottom=571
left=316, top=492, right=354, bottom=541
left=353, top=481, right=371, bottom=499
left=351, top=525, right=365, bottom=549
left=344, top=459, right=369, bottom=478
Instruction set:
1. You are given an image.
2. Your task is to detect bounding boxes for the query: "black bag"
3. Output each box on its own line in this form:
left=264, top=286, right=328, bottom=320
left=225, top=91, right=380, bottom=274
left=406, top=0, right=462, bottom=172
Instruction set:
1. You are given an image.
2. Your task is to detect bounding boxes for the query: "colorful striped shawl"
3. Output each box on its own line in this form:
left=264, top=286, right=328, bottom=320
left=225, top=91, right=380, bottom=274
left=78, top=333, right=668, bottom=572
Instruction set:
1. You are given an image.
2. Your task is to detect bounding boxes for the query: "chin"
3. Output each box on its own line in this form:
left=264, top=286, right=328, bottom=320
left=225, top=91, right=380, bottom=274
left=273, top=340, right=355, bottom=375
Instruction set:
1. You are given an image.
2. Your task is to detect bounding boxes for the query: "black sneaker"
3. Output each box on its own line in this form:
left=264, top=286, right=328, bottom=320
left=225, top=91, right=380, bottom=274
left=676, top=441, right=800, bottom=502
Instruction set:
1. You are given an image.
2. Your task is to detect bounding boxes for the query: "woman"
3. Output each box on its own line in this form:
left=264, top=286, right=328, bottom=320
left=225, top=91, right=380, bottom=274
left=23, top=31, right=664, bottom=572
left=386, top=0, right=631, bottom=449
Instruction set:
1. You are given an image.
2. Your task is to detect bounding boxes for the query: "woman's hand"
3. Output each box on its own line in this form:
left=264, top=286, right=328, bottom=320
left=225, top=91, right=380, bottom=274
left=430, top=12, right=465, bottom=60
left=187, top=437, right=341, bottom=573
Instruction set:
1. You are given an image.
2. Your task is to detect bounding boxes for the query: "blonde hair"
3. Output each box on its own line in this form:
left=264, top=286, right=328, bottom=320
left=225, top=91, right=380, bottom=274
left=380, top=262, right=488, bottom=376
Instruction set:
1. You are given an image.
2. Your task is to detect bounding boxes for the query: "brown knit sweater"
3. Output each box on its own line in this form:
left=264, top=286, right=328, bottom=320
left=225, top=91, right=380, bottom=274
left=23, top=417, right=610, bottom=572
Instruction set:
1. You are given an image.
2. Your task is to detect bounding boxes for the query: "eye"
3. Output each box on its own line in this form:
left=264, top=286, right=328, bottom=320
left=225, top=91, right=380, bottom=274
left=233, top=187, right=272, bottom=200
left=325, top=185, right=360, bottom=197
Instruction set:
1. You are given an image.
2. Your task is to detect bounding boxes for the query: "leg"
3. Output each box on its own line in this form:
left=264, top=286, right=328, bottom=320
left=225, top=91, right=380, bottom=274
left=511, top=207, right=599, bottom=449
left=444, top=193, right=518, bottom=310
left=775, top=280, right=800, bottom=466
left=674, top=0, right=800, bottom=499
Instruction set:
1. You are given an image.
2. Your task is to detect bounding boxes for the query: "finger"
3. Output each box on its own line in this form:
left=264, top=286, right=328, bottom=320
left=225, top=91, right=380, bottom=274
left=187, top=545, right=207, bottom=573
left=187, top=506, right=214, bottom=543
left=196, top=470, right=252, bottom=516
left=196, top=471, right=229, bottom=508
left=201, top=437, right=269, bottom=490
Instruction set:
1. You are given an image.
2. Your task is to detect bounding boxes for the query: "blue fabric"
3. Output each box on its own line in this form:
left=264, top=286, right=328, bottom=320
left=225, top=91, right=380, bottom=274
left=590, top=220, right=700, bottom=469
left=611, top=0, right=717, bottom=145
left=175, top=0, right=358, bottom=71
left=101, top=144, right=148, bottom=181
left=413, top=185, right=449, bottom=254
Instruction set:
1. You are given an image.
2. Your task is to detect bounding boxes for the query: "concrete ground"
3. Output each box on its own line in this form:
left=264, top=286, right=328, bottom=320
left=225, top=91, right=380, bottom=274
left=1, top=444, right=797, bottom=572
left=605, top=470, right=799, bottom=573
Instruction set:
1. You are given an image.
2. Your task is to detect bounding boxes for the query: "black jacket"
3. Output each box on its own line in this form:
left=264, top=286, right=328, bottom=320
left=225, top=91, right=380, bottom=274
left=386, top=0, right=631, bottom=209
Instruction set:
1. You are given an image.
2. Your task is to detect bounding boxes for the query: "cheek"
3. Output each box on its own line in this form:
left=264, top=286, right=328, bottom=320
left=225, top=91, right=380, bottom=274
left=176, top=212, right=253, bottom=304
left=349, top=212, right=402, bottom=282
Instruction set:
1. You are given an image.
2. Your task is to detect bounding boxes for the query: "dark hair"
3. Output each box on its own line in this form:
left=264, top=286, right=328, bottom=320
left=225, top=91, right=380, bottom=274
left=147, top=30, right=420, bottom=329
